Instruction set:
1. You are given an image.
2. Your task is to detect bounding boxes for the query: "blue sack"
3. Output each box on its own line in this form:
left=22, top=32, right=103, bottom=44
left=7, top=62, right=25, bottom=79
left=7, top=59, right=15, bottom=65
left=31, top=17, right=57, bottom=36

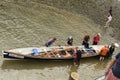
left=33, top=48, right=39, bottom=55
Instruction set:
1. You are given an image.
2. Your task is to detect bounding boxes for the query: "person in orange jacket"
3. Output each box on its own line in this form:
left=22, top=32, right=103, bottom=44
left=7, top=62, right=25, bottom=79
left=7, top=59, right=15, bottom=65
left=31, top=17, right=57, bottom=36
left=99, top=45, right=109, bottom=61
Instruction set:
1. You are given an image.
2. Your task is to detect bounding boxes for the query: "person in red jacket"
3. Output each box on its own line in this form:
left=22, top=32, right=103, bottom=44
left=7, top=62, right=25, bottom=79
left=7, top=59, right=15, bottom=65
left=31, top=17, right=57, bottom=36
left=92, top=33, right=101, bottom=45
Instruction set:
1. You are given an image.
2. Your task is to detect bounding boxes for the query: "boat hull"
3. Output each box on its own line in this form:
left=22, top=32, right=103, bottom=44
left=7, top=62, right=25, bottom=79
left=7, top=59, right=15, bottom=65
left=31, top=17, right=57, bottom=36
left=2, top=45, right=103, bottom=60
left=3, top=52, right=73, bottom=60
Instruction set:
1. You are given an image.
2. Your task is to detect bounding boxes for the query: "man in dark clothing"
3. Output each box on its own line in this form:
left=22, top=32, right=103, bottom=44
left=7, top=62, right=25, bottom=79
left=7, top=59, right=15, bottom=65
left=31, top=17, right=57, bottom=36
left=82, top=35, right=90, bottom=48
left=107, top=43, right=119, bottom=58
left=67, top=36, right=73, bottom=46
left=82, top=41, right=89, bottom=48
left=109, top=6, right=112, bottom=15
left=73, top=47, right=82, bottom=66
left=107, top=43, right=115, bottom=58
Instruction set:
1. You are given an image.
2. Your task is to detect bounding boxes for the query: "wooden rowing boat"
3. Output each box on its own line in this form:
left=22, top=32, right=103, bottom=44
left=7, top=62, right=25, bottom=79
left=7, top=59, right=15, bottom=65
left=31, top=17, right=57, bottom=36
left=2, top=45, right=104, bottom=60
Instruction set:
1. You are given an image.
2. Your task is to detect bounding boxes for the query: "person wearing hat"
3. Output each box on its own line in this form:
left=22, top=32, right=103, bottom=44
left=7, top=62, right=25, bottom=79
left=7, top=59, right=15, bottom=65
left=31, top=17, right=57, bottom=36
left=107, top=43, right=119, bottom=58
left=92, top=33, right=101, bottom=45
left=67, top=36, right=73, bottom=46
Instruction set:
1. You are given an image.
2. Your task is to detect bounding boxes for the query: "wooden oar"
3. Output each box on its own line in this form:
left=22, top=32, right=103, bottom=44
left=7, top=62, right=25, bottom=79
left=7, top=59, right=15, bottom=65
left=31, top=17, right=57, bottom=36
left=94, top=75, right=105, bottom=80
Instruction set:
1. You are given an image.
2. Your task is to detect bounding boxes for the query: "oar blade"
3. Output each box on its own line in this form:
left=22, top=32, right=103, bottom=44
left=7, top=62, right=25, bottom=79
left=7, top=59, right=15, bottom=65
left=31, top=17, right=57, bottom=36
left=95, top=75, right=105, bottom=80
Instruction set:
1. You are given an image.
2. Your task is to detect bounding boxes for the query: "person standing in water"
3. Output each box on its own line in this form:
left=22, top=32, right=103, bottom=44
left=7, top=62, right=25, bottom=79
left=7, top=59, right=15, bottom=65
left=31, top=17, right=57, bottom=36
left=73, top=47, right=82, bottom=66
left=107, top=43, right=119, bottom=58
left=92, top=33, right=101, bottom=45
left=104, top=6, right=113, bottom=28
left=82, top=34, right=90, bottom=48
left=67, top=36, right=73, bottom=46
left=99, top=45, right=109, bottom=61
left=104, top=13, right=112, bottom=28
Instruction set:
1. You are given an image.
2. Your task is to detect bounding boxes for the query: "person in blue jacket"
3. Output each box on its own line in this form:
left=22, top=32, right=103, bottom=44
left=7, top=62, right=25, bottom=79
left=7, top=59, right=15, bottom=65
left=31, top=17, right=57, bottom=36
left=45, top=37, right=57, bottom=47
left=105, top=52, right=120, bottom=80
